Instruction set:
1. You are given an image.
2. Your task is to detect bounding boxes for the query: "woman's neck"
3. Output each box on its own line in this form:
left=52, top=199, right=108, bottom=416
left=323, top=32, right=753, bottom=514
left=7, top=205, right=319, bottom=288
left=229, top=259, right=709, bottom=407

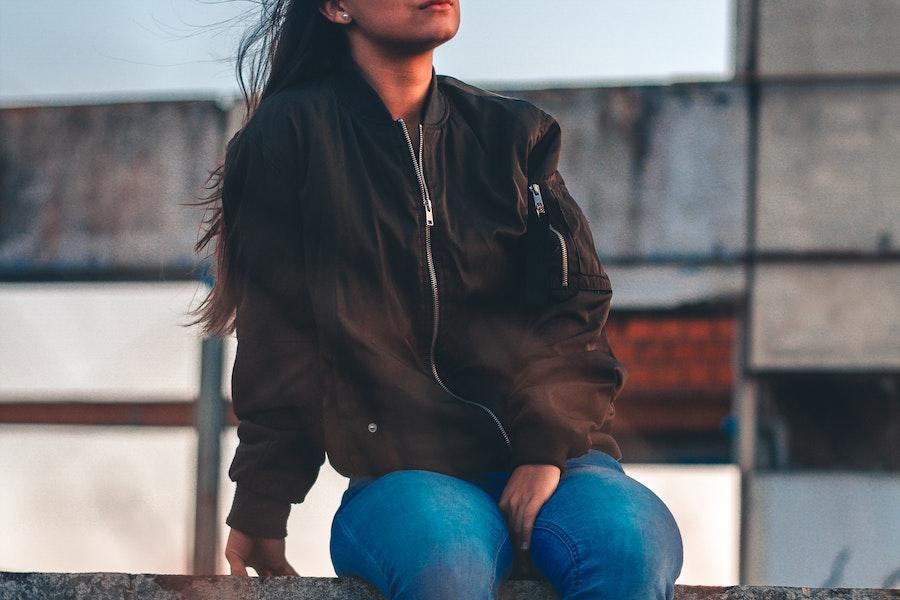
left=345, top=41, right=434, bottom=127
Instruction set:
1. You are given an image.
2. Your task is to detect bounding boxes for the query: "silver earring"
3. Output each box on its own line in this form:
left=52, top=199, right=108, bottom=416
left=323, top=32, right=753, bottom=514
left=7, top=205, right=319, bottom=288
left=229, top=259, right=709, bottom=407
left=340, top=11, right=350, bottom=21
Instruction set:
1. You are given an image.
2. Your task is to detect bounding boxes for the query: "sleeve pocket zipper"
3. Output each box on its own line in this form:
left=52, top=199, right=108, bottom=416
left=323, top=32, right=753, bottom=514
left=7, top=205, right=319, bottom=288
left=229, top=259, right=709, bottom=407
left=528, top=182, right=569, bottom=288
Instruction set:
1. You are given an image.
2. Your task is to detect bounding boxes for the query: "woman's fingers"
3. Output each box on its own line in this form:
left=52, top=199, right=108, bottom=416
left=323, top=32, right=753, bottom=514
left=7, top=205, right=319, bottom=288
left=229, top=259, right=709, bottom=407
left=516, top=493, right=532, bottom=550
left=519, top=497, right=539, bottom=551
left=255, top=560, right=298, bottom=576
left=223, top=527, right=297, bottom=578
left=225, top=528, right=253, bottom=576
left=225, top=548, right=248, bottom=576
left=253, top=565, right=272, bottom=576
left=498, top=478, right=522, bottom=549
left=499, top=464, right=561, bottom=552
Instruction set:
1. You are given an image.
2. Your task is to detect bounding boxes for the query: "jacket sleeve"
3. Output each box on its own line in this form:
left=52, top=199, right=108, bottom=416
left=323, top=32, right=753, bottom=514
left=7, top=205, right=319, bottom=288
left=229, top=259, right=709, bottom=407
left=507, top=111, right=629, bottom=471
left=220, top=126, right=326, bottom=539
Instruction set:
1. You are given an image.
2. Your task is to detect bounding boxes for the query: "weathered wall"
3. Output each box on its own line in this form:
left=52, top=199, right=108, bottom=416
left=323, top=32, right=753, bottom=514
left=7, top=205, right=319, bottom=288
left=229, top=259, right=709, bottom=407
left=751, top=264, right=900, bottom=369
left=757, top=0, right=900, bottom=77
left=734, top=0, right=900, bottom=369
left=1, top=83, right=748, bottom=311
left=744, top=472, right=900, bottom=588
left=756, top=83, right=900, bottom=253
left=0, top=101, right=226, bottom=273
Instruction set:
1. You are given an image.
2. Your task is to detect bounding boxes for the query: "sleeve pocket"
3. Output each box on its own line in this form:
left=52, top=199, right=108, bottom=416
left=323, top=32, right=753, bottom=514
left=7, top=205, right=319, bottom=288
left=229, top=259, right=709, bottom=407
left=535, top=170, right=611, bottom=297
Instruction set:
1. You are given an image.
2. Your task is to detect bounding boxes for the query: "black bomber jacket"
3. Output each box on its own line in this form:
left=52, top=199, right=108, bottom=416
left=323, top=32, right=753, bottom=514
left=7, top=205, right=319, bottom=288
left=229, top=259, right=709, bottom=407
left=222, top=50, right=629, bottom=538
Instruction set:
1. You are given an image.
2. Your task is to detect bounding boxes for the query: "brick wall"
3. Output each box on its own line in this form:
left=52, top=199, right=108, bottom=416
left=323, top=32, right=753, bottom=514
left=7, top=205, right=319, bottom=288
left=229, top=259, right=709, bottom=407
left=606, top=313, right=736, bottom=436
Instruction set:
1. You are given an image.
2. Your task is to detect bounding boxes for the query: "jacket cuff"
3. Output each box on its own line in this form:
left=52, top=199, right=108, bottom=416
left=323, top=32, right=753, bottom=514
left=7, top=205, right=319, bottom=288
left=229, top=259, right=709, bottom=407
left=510, top=423, right=571, bottom=472
left=226, top=484, right=292, bottom=539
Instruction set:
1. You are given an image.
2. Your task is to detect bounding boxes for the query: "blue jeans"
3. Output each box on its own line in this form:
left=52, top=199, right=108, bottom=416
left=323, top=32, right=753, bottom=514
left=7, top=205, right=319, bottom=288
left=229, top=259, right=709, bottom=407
left=330, top=449, right=684, bottom=599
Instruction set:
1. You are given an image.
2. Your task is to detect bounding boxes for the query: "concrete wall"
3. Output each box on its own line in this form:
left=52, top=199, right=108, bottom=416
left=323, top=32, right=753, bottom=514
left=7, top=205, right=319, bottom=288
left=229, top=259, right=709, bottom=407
left=741, top=0, right=900, bottom=369
left=756, top=83, right=900, bottom=253
left=2, top=83, right=749, bottom=311
left=751, top=264, right=900, bottom=370
left=757, top=0, right=900, bottom=77
left=745, top=472, right=900, bottom=588
left=0, top=101, right=225, bottom=272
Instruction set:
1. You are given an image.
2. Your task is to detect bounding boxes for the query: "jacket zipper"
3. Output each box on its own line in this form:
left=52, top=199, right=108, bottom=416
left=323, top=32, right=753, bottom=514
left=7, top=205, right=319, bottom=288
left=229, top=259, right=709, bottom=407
left=528, top=183, right=568, bottom=287
left=397, top=118, right=512, bottom=452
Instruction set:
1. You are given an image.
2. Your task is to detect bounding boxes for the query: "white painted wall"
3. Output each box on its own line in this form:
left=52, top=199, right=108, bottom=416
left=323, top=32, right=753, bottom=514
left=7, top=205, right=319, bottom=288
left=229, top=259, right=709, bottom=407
left=0, top=283, right=740, bottom=584
left=0, top=426, right=740, bottom=584
left=746, top=472, right=900, bottom=589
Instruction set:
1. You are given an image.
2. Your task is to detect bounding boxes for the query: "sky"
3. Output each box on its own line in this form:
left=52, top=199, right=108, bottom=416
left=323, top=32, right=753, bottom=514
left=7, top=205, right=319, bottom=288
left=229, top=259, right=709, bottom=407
left=0, top=0, right=734, bottom=107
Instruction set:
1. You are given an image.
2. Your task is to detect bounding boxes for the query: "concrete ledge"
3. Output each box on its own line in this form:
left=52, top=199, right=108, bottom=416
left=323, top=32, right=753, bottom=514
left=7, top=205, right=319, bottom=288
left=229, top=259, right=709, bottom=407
left=0, top=572, right=895, bottom=599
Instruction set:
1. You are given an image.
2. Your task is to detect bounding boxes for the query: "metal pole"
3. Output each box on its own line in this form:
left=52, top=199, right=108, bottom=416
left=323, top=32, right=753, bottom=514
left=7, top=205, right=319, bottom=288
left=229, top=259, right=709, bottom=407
left=735, top=0, right=762, bottom=586
left=193, top=335, right=226, bottom=575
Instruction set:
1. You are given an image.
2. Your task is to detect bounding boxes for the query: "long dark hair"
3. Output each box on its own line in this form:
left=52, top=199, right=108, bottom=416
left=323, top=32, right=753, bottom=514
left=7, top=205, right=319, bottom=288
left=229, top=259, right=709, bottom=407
left=184, top=0, right=348, bottom=337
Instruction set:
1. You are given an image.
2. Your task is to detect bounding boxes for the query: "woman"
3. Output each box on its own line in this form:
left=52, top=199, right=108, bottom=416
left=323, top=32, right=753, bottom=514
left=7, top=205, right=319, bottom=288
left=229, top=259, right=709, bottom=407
left=189, top=0, right=684, bottom=597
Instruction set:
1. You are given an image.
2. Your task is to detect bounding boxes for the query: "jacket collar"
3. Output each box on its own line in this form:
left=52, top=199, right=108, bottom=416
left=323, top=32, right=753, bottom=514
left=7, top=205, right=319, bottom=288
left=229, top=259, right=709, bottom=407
left=329, top=51, right=449, bottom=128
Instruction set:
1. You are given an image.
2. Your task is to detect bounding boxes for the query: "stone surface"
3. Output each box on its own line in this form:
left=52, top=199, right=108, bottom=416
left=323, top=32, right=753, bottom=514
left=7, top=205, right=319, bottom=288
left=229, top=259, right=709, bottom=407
left=0, top=572, right=131, bottom=600
left=1, top=572, right=897, bottom=599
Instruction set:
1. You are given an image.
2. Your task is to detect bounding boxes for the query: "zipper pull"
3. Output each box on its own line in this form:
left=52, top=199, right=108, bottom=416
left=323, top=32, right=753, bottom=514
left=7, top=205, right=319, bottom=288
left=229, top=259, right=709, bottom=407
left=424, top=196, right=434, bottom=226
left=419, top=123, right=434, bottom=226
left=528, top=183, right=545, bottom=216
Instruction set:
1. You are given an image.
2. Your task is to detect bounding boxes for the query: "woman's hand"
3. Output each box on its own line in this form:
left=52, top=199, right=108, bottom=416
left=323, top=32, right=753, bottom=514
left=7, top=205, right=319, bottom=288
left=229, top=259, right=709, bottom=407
left=498, top=464, right=561, bottom=555
left=225, top=527, right=299, bottom=576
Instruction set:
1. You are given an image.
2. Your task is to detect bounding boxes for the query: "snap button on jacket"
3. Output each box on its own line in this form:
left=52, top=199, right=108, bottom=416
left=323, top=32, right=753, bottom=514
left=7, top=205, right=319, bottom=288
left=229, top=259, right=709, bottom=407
left=223, top=51, right=629, bottom=538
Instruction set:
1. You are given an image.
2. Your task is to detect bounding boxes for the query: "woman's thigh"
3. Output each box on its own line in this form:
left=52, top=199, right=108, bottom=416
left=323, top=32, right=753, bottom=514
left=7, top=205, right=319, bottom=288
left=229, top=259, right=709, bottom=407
left=329, top=469, right=513, bottom=600
left=528, top=449, right=685, bottom=600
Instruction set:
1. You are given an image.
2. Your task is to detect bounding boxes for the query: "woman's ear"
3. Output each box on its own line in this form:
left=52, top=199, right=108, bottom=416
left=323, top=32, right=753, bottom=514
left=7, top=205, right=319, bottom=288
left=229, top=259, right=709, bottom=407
left=317, top=0, right=350, bottom=24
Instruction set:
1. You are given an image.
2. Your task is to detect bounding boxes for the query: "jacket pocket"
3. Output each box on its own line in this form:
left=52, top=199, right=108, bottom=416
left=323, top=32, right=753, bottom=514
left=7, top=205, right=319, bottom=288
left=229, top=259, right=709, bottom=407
left=543, top=190, right=572, bottom=290
left=527, top=173, right=611, bottom=299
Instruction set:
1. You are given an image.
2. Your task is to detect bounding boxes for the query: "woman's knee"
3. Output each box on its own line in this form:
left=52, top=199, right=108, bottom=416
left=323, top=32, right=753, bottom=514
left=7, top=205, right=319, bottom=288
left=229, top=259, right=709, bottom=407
left=395, top=535, right=510, bottom=599
left=532, top=467, right=684, bottom=596
left=578, top=471, right=683, bottom=573
left=586, top=507, right=683, bottom=600
left=381, top=504, right=512, bottom=600
left=331, top=469, right=513, bottom=598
